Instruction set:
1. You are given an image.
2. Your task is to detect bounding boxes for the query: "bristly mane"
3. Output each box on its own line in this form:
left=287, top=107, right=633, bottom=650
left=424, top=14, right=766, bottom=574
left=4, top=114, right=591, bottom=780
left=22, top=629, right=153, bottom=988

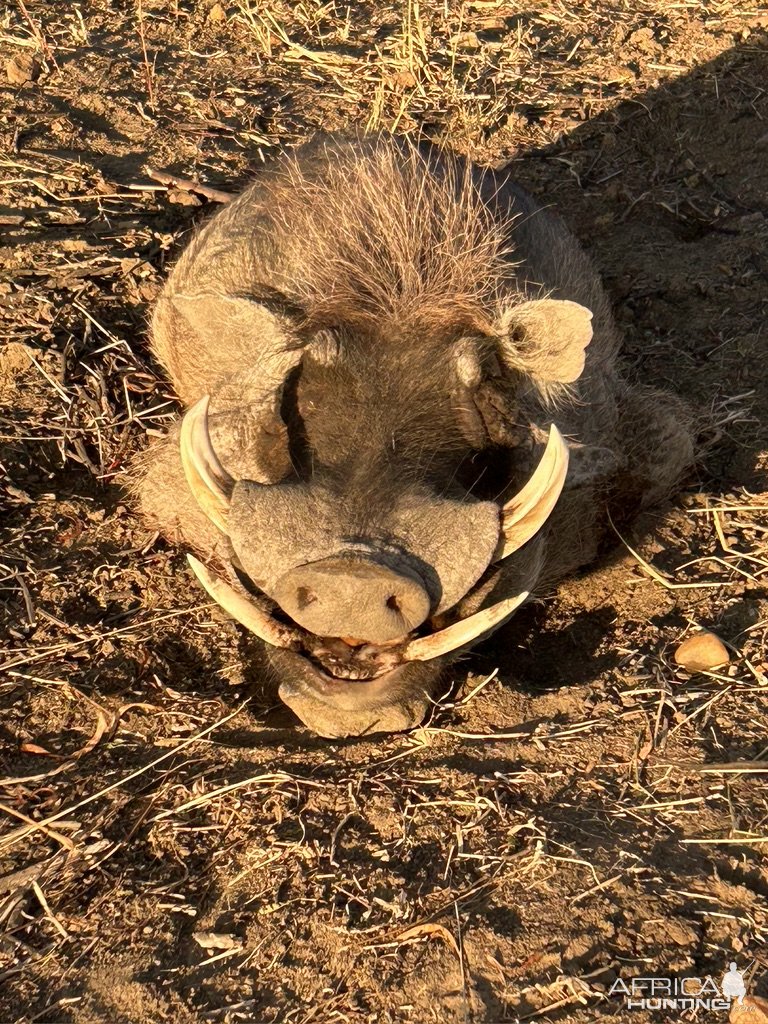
left=261, top=136, right=522, bottom=335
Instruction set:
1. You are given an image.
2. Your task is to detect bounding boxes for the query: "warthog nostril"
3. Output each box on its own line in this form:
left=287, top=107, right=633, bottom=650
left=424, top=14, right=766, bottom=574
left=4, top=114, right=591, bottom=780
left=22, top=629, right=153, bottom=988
left=296, top=587, right=317, bottom=611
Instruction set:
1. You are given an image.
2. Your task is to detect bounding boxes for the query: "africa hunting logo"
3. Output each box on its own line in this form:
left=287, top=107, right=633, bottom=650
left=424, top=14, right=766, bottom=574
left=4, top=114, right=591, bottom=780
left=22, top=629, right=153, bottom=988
left=609, top=961, right=754, bottom=1012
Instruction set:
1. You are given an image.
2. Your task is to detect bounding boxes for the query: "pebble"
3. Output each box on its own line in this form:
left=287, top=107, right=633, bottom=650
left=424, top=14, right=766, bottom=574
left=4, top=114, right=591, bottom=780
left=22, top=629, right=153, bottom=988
left=674, top=631, right=730, bottom=673
left=193, top=930, right=243, bottom=951
left=207, top=2, right=227, bottom=22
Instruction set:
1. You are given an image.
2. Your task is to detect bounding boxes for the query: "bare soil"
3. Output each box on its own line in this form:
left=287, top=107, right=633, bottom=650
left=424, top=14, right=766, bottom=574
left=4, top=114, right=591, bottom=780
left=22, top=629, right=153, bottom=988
left=1, top=2, right=768, bottom=1022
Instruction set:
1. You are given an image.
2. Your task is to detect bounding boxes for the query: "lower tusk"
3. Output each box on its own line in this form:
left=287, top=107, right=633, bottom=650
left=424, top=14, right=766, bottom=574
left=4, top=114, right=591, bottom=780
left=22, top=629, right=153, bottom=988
left=496, top=424, right=569, bottom=560
left=403, top=591, right=529, bottom=661
left=187, top=555, right=300, bottom=649
left=180, top=396, right=232, bottom=534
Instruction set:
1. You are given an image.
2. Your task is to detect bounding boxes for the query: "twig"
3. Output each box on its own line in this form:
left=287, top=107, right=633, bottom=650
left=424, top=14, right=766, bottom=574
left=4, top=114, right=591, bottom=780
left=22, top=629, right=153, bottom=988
left=0, top=853, right=67, bottom=896
left=16, top=0, right=59, bottom=70
left=608, top=511, right=728, bottom=590
left=0, top=605, right=218, bottom=673
left=453, top=901, right=469, bottom=1013
left=146, top=168, right=232, bottom=204
left=0, top=801, right=75, bottom=852
left=32, top=880, right=69, bottom=938
left=152, top=770, right=321, bottom=821
left=681, top=836, right=768, bottom=845
left=136, top=0, right=156, bottom=112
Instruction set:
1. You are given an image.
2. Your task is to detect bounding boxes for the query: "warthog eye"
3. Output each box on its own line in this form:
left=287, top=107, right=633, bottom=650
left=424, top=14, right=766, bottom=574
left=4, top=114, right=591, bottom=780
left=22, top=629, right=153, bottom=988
left=280, top=362, right=312, bottom=479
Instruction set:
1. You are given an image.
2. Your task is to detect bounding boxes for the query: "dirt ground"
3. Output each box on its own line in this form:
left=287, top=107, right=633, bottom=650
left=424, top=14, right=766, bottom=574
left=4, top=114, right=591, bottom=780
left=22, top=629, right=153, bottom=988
left=1, top=1, right=768, bottom=1022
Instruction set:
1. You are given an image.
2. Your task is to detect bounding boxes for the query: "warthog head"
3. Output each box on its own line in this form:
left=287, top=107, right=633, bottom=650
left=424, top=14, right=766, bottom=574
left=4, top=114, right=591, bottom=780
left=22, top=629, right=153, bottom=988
left=145, top=135, right=603, bottom=737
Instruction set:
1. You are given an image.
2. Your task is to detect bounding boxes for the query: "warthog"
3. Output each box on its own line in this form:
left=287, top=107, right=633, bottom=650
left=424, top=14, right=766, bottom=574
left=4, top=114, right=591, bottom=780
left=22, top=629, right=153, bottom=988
left=136, top=132, right=693, bottom=737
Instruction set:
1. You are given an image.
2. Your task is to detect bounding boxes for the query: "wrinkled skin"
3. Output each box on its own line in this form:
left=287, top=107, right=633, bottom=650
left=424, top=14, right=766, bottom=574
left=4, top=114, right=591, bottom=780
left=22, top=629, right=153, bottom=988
left=135, top=132, right=693, bottom=738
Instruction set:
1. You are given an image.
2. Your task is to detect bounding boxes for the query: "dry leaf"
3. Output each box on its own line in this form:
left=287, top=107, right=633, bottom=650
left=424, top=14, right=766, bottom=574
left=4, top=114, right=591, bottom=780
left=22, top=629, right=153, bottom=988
left=6, top=54, right=42, bottom=85
left=389, top=69, right=417, bottom=90
left=75, top=709, right=110, bottom=758
left=20, top=708, right=111, bottom=759
left=394, top=922, right=460, bottom=957
left=451, top=31, right=481, bottom=50
left=19, top=741, right=59, bottom=758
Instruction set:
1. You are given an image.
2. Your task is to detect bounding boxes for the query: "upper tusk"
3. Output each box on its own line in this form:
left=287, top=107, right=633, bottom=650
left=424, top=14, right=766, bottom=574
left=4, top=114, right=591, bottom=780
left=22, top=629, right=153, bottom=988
left=402, top=590, right=529, bottom=661
left=187, top=555, right=300, bottom=649
left=496, top=424, right=569, bottom=560
left=180, top=396, right=233, bottom=534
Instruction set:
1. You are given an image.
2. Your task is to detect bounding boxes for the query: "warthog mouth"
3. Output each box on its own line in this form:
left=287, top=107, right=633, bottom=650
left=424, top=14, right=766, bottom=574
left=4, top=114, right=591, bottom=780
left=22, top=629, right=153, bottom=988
left=188, top=554, right=528, bottom=690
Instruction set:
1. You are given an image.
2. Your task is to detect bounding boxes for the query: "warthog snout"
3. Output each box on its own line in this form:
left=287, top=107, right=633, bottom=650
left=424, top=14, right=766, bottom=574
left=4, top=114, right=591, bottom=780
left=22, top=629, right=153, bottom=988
left=272, top=556, right=431, bottom=644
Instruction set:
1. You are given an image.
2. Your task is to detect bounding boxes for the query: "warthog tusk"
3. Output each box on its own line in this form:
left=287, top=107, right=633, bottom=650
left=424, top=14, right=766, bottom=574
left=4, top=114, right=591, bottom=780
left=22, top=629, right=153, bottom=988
left=189, top=555, right=528, bottom=663
left=187, top=555, right=299, bottom=649
left=496, top=424, right=569, bottom=560
left=180, top=396, right=233, bottom=534
left=403, top=590, right=529, bottom=661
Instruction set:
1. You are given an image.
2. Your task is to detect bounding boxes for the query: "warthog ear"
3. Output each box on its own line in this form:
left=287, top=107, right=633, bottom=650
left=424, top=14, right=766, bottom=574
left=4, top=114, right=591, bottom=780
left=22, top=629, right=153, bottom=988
left=496, top=298, right=593, bottom=394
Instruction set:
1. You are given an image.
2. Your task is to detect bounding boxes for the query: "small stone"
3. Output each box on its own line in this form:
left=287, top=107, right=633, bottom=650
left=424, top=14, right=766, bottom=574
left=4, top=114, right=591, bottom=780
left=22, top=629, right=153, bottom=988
left=207, top=2, right=226, bottom=23
left=674, top=631, right=730, bottom=673
left=6, top=53, right=42, bottom=85
left=390, top=69, right=417, bottom=90
left=193, top=931, right=242, bottom=951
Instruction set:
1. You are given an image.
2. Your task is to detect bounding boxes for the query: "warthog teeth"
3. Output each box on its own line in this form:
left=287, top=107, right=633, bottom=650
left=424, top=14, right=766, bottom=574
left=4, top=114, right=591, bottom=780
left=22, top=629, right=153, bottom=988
left=180, top=395, right=233, bottom=534
left=320, top=662, right=377, bottom=681
left=496, top=424, right=569, bottom=560
left=187, top=555, right=300, bottom=649
left=402, top=590, right=529, bottom=661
